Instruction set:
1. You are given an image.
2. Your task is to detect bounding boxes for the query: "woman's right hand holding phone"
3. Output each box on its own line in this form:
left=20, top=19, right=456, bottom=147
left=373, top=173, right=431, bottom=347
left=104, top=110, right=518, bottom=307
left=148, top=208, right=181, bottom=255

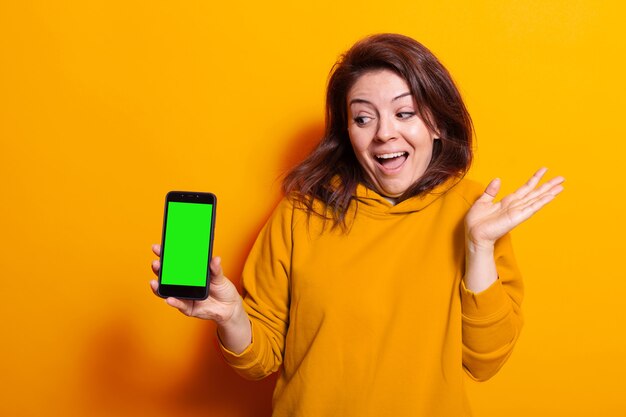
left=150, top=244, right=252, bottom=354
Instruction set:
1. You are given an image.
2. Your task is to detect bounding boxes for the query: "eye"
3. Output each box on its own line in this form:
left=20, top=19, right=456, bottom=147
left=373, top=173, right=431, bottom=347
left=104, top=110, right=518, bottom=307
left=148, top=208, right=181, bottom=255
left=353, top=115, right=373, bottom=126
left=397, top=111, right=415, bottom=120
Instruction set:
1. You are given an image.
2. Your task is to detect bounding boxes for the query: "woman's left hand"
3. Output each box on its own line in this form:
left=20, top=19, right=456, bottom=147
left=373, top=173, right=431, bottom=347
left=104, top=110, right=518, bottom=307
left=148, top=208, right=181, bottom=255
left=465, top=167, right=565, bottom=250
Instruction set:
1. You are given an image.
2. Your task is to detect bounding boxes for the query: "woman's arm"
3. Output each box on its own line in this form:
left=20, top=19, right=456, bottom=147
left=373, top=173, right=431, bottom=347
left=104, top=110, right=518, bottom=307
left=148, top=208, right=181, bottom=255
left=461, top=168, right=564, bottom=380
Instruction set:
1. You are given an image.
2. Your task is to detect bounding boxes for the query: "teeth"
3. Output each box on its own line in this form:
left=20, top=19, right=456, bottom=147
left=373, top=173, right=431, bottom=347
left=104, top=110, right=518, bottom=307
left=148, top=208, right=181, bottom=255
left=376, top=152, right=406, bottom=159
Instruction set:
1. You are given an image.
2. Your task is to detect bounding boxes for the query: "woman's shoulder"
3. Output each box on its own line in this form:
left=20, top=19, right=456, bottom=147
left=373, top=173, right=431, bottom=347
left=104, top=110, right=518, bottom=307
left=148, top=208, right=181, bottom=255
left=445, top=177, right=485, bottom=208
left=270, top=194, right=323, bottom=225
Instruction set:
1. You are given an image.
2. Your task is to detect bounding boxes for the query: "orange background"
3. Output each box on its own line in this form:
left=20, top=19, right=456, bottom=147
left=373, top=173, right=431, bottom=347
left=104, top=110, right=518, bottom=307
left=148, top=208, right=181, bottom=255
left=1, top=1, right=625, bottom=416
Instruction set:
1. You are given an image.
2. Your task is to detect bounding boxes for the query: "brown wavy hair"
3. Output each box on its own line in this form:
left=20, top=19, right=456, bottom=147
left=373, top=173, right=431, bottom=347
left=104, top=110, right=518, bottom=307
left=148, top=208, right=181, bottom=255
left=283, top=33, right=473, bottom=227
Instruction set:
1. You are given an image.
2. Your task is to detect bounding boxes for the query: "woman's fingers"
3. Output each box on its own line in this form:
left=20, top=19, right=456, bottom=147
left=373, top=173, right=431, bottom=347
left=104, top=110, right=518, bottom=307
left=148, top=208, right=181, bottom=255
left=521, top=167, right=548, bottom=195
left=150, top=280, right=197, bottom=317
left=507, top=177, right=564, bottom=213
left=467, top=168, right=564, bottom=245
left=521, top=183, right=565, bottom=213
left=507, top=167, right=548, bottom=202
left=150, top=249, right=239, bottom=321
left=523, top=175, right=565, bottom=201
left=151, top=259, right=160, bottom=276
left=150, top=245, right=161, bottom=294
left=149, top=279, right=159, bottom=295
left=166, top=297, right=195, bottom=317
left=151, top=244, right=161, bottom=277
left=499, top=169, right=564, bottom=209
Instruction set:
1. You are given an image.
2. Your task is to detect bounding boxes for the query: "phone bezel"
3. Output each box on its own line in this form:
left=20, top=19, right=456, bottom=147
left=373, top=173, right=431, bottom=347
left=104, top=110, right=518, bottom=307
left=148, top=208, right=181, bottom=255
left=157, top=191, right=216, bottom=300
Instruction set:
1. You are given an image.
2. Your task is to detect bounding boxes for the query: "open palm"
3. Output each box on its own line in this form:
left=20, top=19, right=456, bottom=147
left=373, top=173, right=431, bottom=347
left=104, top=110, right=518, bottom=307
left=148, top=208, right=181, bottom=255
left=466, top=168, right=565, bottom=248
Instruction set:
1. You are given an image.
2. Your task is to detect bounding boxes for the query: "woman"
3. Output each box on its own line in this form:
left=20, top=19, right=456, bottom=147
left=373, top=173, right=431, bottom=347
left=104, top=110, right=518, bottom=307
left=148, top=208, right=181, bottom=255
left=150, top=33, right=564, bottom=416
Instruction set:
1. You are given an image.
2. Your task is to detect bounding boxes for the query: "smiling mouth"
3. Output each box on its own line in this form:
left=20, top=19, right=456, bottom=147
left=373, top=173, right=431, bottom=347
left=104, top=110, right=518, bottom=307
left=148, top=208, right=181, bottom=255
left=375, top=151, right=408, bottom=170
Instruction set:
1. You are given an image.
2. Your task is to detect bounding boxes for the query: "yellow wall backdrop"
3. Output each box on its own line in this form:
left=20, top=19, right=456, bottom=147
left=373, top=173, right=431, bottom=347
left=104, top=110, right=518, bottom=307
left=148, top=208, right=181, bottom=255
left=1, top=1, right=624, bottom=416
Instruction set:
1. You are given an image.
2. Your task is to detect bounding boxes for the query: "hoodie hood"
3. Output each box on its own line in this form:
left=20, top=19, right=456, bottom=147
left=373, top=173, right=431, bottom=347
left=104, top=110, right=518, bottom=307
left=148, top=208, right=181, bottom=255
left=354, top=176, right=462, bottom=215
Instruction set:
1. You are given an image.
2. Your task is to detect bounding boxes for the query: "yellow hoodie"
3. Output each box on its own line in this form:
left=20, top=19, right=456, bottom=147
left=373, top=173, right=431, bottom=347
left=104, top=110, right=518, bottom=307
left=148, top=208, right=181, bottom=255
left=221, top=177, right=523, bottom=417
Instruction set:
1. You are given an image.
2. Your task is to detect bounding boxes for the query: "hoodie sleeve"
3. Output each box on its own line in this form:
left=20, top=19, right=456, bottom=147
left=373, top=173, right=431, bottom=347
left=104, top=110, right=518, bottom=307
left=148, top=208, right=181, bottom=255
left=219, top=198, right=294, bottom=380
left=460, top=232, right=524, bottom=381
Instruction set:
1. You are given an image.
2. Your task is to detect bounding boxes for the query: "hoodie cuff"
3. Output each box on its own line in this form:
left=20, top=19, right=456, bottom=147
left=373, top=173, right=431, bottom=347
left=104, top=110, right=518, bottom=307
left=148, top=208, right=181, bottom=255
left=218, top=321, right=258, bottom=369
left=461, top=278, right=511, bottom=321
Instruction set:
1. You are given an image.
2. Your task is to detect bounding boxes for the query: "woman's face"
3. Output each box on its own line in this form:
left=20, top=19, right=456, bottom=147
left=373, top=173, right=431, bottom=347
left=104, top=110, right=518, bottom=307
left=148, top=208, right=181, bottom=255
left=347, top=69, right=437, bottom=198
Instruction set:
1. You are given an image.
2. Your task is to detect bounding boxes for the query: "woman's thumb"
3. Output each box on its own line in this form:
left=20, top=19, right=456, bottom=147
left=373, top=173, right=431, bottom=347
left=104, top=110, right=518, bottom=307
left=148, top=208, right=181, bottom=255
left=210, top=256, right=226, bottom=283
left=478, top=178, right=501, bottom=203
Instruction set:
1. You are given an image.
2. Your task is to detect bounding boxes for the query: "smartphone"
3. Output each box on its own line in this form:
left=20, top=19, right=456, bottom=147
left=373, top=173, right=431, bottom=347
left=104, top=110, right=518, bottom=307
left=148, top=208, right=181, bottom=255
left=158, top=191, right=217, bottom=300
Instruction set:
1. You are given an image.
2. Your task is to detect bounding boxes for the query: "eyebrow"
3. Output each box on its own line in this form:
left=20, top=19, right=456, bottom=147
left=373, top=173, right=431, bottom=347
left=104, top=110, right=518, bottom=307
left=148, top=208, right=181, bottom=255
left=348, top=92, right=412, bottom=106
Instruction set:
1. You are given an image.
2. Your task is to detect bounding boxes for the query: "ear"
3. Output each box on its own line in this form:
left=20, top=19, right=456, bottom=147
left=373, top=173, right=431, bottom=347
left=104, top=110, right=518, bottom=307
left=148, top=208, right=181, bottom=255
left=419, top=109, right=440, bottom=139
left=431, top=121, right=442, bottom=140
left=430, top=119, right=441, bottom=139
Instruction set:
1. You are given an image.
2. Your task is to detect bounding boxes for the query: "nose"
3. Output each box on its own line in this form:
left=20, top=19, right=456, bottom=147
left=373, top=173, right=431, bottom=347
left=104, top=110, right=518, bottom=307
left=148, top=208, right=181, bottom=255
left=375, top=115, right=397, bottom=142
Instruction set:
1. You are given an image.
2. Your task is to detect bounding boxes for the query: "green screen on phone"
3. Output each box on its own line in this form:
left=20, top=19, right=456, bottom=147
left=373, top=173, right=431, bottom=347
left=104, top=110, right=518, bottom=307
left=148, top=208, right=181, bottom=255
left=161, top=201, right=213, bottom=287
